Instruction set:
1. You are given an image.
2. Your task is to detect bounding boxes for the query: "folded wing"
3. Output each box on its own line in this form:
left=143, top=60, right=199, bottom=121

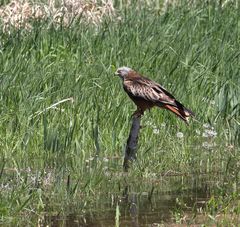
left=123, top=77, right=176, bottom=106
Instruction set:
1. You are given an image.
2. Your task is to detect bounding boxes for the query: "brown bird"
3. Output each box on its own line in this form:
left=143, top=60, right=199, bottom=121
left=115, top=66, right=194, bottom=123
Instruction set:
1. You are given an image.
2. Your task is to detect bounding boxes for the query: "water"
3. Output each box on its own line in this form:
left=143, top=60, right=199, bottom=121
left=2, top=169, right=228, bottom=226
left=41, top=186, right=210, bottom=226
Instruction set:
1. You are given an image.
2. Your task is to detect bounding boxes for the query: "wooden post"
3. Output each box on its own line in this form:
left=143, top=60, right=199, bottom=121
left=123, top=115, right=141, bottom=171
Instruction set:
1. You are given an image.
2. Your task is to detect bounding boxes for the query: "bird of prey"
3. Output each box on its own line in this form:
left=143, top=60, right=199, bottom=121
left=115, top=66, right=194, bottom=123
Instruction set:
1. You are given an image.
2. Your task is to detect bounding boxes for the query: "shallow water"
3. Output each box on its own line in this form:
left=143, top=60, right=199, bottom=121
left=42, top=187, right=209, bottom=226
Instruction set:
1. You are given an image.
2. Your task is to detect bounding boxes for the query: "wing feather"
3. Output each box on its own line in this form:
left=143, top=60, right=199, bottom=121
left=123, top=77, right=176, bottom=106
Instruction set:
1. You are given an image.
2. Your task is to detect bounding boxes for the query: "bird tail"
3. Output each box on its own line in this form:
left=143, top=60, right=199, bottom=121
left=161, top=101, right=194, bottom=123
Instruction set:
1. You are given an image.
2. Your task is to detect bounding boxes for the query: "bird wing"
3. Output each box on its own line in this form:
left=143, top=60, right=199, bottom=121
left=123, top=76, right=177, bottom=106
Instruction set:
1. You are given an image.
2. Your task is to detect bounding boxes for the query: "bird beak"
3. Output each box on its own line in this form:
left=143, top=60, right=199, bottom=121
left=114, top=71, right=119, bottom=76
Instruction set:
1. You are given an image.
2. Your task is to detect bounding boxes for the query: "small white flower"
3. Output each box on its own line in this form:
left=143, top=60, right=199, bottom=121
left=104, top=171, right=110, bottom=177
left=86, top=157, right=94, bottom=163
left=149, top=173, right=157, bottom=178
left=153, top=128, right=160, bottom=134
left=176, top=132, right=184, bottom=138
left=202, top=129, right=217, bottom=138
left=210, top=100, right=215, bottom=106
left=227, top=144, right=234, bottom=150
left=145, top=120, right=153, bottom=126
left=0, top=183, right=11, bottom=191
left=195, top=129, right=201, bottom=135
left=152, top=125, right=158, bottom=129
left=202, top=142, right=209, bottom=148
left=89, top=157, right=95, bottom=161
left=103, top=166, right=108, bottom=171
left=203, top=123, right=210, bottom=128
left=161, top=123, right=166, bottom=128
left=103, top=157, right=109, bottom=162
left=202, top=142, right=216, bottom=149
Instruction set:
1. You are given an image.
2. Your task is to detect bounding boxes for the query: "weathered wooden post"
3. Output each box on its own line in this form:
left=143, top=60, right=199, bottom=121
left=123, top=115, right=141, bottom=171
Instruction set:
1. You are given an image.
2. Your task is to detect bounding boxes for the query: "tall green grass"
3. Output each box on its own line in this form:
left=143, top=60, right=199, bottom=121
left=0, top=1, right=239, bottom=225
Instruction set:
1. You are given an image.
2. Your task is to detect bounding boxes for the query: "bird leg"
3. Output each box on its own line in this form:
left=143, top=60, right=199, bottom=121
left=132, top=108, right=144, bottom=118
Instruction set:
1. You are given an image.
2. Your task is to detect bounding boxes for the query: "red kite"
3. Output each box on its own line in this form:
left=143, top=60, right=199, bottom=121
left=115, top=67, right=194, bottom=122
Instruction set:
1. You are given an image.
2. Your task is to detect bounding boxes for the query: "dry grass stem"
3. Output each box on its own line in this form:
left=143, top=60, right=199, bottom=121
left=0, top=0, right=115, bottom=33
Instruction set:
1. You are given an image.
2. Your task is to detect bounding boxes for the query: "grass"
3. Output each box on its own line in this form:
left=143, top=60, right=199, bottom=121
left=0, top=0, right=240, bottom=225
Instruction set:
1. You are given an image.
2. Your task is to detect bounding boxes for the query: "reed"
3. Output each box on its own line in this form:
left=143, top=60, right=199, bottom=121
left=0, top=0, right=239, bottom=225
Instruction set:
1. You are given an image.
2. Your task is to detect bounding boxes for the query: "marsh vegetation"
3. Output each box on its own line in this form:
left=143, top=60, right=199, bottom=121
left=0, top=0, right=239, bottom=225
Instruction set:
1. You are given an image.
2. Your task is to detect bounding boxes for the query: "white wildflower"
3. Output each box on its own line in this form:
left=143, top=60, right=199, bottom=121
left=176, top=132, right=184, bottom=138
left=145, top=120, right=153, bottom=126
left=103, top=166, right=108, bottom=171
left=202, top=129, right=217, bottom=138
left=202, top=142, right=216, bottom=149
left=85, top=157, right=94, bottom=163
left=104, top=171, right=110, bottom=177
left=203, top=123, right=210, bottom=128
left=89, top=156, right=94, bottom=161
left=227, top=144, right=234, bottom=150
left=43, top=172, right=53, bottom=186
left=161, top=123, right=166, bottom=128
left=210, top=100, right=215, bottom=106
left=195, top=129, right=201, bottom=135
left=103, top=157, right=109, bottom=162
left=153, top=128, right=160, bottom=134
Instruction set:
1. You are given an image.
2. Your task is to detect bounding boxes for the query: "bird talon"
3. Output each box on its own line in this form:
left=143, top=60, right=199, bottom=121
left=132, top=110, right=144, bottom=118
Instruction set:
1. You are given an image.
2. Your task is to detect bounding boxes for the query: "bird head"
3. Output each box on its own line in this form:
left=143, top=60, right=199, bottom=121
left=115, top=66, right=132, bottom=79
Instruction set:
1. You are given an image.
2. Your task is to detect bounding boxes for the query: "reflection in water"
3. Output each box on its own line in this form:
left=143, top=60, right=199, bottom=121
left=42, top=182, right=210, bottom=226
left=128, top=192, right=139, bottom=227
